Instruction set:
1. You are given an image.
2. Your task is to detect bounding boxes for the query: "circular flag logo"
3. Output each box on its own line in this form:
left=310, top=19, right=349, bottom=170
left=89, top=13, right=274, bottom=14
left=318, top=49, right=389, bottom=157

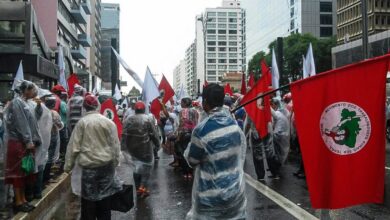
left=103, top=109, right=114, bottom=120
left=256, top=93, right=264, bottom=110
left=320, top=102, right=371, bottom=155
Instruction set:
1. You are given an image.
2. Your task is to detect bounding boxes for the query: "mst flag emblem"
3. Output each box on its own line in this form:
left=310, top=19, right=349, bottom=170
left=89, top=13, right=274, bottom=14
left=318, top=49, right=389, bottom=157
left=320, top=102, right=371, bottom=156
left=103, top=108, right=115, bottom=120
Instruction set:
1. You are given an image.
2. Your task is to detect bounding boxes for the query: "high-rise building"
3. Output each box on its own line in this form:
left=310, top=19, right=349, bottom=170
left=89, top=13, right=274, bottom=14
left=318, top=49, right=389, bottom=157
left=336, top=0, right=390, bottom=44
left=101, top=3, right=120, bottom=90
left=32, top=0, right=93, bottom=89
left=241, top=0, right=336, bottom=68
left=173, top=59, right=186, bottom=92
left=195, top=0, right=246, bottom=87
left=89, top=0, right=102, bottom=91
left=185, top=42, right=197, bottom=97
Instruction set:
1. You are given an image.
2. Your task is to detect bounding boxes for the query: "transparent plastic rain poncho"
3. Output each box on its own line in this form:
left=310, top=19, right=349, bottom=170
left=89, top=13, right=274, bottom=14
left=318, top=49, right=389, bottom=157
left=271, top=109, right=291, bottom=164
left=121, top=113, right=160, bottom=175
left=184, top=107, right=247, bottom=220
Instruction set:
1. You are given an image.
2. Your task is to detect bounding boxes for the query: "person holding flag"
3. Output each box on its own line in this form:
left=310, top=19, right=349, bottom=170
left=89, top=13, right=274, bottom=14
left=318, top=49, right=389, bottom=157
left=67, top=84, right=85, bottom=133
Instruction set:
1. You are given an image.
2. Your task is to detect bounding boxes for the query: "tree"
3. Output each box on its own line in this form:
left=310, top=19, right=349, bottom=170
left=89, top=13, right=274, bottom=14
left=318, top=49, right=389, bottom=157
left=247, top=33, right=336, bottom=86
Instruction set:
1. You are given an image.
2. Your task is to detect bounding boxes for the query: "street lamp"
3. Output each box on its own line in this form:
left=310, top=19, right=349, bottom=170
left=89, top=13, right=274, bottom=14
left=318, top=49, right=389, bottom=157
left=197, top=14, right=213, bottom=89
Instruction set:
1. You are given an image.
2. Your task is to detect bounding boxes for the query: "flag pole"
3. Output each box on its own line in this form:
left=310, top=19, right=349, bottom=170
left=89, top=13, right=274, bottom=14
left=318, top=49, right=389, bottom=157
left=231, top=84, right=290, bottom=113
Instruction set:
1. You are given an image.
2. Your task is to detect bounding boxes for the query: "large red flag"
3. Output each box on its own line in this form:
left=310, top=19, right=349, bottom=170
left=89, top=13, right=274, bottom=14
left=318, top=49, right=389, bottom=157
left=159, top=75, right=175, bottom=104
left=241, top=67, right=272, bottom=138
left=100, top=98, right=122, bottom=139
left=150, top=98, right=161, bottom=120
left=67, top=73, right=80, bottom=97
left=224, top=83, right=233, bottom=96
left=291, top=55, right=389, bottom=209
left=248, top=72, right=255, bottom=88
left=240, top=73, right=247, bottom=95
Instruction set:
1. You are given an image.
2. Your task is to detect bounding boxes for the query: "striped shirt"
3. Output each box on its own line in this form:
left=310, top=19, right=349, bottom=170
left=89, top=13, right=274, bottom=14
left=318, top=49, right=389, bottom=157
left=184, top=107, right=247, bottom=219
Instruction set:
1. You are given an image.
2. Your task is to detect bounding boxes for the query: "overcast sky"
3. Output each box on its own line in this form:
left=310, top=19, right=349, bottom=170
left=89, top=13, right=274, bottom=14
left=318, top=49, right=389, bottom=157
left=102, top=0, right=222, bottom=93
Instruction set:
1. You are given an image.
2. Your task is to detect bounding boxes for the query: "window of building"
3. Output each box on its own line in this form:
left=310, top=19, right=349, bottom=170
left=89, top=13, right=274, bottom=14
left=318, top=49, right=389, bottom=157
left=207, top=24, right=216, bottom=29
left=229, top=30, right=237, bottom=34
left=229, top=24, right=237, bottom=29
left=218, top=24, right=227, bottom=29
left=219, top=36, right=227, bottom=40
left=229, top=53, right=237, bottom=57
left=229, top=41, right=237, bottom=46
left=219, top=47, right=227, bottom=52
left=219, top=59, right=227, bottom=63
left=207, top=76, right=216, bottom=81
left=207, top=53, right=216, bottom=58
left=229, top=47, right=238, bottom=52
left=218, top=18, right=227, bottom=22
left=320, top=27, right=333, bottom=37
left=208, top=59, right=216, bottom=63
left=207, top=41, right=216, bottom=46
left=207, top=29, right=216, bottom=34
left=207, top=35, right=216, bottom=40
left=229, top=36, right=237, bottom=40
left=290, top=0, right=294, bottom=6
left=229, top=59, right=238, bottom=63
left=291, top=8, right=295, bottom=18
left=218, top=30, right=226, bottom=34
left=207, top=47, right=216, bottom=51
left=320, top=14, right=333, bottom=25
left=229, top=65, right=238, bottom=70
left=218, top=65, right=227, bottom=70
left=207, top=65, right=216, bottom=69
left=218, top=12, right=227, bottom=16
left=228, top=12, right=237, bottom=17
left=218, top=41, right=227, bottom=46
left=290, top=19, right=295, bottom=30
left=229, top=18, right=237, bottom=23
left=219, top=53, right=227, bottom=57
left=320, top=2, right=332, bottom=12
left=208, top=71, right=216, bottom=75
left=207, top=12, right=216, bottom=17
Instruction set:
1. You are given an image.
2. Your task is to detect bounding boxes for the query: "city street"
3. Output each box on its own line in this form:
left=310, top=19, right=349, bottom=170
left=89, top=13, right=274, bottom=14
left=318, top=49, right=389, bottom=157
left=103, top=143, right=390, bottom=220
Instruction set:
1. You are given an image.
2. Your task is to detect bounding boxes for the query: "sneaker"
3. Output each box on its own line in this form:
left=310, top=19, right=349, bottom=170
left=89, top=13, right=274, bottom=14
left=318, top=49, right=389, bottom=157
left=268, top=175, right=280, bottom=180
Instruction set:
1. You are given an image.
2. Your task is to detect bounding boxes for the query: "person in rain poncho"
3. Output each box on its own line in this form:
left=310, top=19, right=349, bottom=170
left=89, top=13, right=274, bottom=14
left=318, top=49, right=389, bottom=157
left=67, top=84, right=85, bottom=133
left=122, top=101, right=159, bottom=199
left=64, top=95, right=121, bottom=220
left=184, top=83, right=247, bottom=220
left=4, top=81, right=41, bottom=212
left=42, top=96, right=64, bottom=185
left=271, top=98, right=291, bottom=166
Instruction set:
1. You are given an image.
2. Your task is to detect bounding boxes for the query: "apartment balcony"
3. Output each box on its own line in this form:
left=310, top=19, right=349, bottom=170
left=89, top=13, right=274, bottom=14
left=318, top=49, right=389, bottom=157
left=81, top=0, right=91, bottom=15
left=71, top=45, right=87, bottom=59
left=78, top=34, right=91, bottom=47
left=70, top=5, right=87, bottom=24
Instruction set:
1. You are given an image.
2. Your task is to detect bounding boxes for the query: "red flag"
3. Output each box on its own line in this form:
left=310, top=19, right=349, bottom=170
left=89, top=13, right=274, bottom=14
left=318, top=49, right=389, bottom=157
left=100, top=98, right=123, bottom=139
left=224, top=83, right=233, bottom=96
left=203, top=80, right=209, bottom=88
left=240, top=73, right=247, bottom=95
left=159, top=75, right=175, bottom=104
left=248, top=72, right=255, bottom=88
left=241, top=68, right=272, bottom=138
left=261, top=60, right=272, bottom=86
left=150, top=98, right=161, bottom=120
left=290, top=55, right=389, bottom=209
left=67, top=74, right=80, bottom=97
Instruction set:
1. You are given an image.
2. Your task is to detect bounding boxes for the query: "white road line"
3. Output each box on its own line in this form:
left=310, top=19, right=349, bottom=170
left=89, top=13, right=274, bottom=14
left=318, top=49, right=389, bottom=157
left=386, top=167, right=390, bottom=170
left=245, top=173, right=319, bottom=220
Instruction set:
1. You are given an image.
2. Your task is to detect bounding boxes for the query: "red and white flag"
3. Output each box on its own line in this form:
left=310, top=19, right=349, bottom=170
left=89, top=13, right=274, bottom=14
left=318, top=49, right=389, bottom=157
left=291, top=55, right=389, bottom=209
left=100, top=98, right=123, bottom=139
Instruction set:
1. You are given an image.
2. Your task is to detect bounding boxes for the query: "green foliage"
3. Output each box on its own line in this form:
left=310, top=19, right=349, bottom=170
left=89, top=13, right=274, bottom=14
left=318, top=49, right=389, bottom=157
left=247, top=33, right=336, bottom=85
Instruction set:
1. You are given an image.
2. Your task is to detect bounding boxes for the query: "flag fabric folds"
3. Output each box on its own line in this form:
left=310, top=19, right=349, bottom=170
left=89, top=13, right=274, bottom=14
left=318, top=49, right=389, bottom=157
left=67, top=74, right=80, bottom=97
left=113, top=84, right=122, bottom=100
left=303, top=43, right=316, bottom=79
left=224, top=83, right=233, bottom=96
left=248, top=72, right=255, bottom=88
left=142, top=67, right=160, bottom=113
left=241, top=62, right=272, bottom=139
left=111, top=47, right=144, bottom=88
left=12, top=60, right=24, bottom=91
left=271, top=49, right=280, bottom=95
left=58, top=46, right=68, bottom=91
left=290, top=55, right=389, bottom=209
left=240, top=73, right=247, bottom=95
left=100, top=98, right=123, bottom=139
left=159, top=75, right=175, bottom=104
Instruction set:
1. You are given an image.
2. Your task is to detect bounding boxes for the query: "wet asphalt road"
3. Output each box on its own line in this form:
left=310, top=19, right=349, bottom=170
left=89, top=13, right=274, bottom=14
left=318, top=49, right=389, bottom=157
left=109, top=143, right=390, bottom=220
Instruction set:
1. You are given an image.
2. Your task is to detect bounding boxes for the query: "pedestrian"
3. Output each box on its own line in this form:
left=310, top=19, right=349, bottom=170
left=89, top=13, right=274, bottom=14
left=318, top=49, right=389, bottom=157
left=67, top=84, right=85, bottom=133
left=122, top=101, right=160, bottom=198
left=122, top=100, right=136, bottom=122
left=184, top=83, right=247, bottom=219
left=4, top=81, right=41, bottom=212
left=176, top=97, right=198, bottom=179
left=65, top=95, right=121, bottom=220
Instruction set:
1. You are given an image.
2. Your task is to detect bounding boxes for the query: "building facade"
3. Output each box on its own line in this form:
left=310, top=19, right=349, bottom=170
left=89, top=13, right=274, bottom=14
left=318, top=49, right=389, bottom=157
left=101, top=3, right=120, bottom=90
left=185, top=42, right=197, bottom=97
left=242, top=0, right=337, bottom=68
left=89, top=0, right=102, bottom=91
left=337, top=0, right=390, bottom=44
left=196, top=0, right=246, bottom=87
left=173, top=59, right=186, bottom=92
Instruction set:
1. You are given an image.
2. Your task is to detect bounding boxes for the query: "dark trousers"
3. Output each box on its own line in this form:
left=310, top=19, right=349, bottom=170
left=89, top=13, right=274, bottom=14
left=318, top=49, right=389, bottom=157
left=252, top=134, right=281, bottom=179
left=175, top=132, right=192, bottom=174
left=81, top=197, right=111, bottom=220
left=59, top=126, right=69, bottom=171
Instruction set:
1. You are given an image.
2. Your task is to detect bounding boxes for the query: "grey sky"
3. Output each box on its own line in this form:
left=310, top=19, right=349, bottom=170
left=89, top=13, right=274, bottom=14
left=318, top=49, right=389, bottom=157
left=102, top=0, right=222, bottom=93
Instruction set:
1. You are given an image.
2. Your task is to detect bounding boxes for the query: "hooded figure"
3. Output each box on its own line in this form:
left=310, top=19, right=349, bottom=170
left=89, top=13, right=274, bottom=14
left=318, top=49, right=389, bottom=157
left=67, top=84, right=85, bottom=133
left=121, top=101, right=160, bottom=198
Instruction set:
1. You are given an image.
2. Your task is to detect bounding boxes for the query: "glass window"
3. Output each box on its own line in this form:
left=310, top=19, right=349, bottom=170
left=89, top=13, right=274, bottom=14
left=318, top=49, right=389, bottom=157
left=207, top=24, right=216, bottom=29
left=320, top=14, right=333, bottom=25
left=229, top=30, right=237, bottom=34
left=219, top=59, right=226, bottom=63
left=218, top=41, right=227, bottom=46
left=218, top=65, right=227, bottom=70
left=218, top=24, right=227, bottom=29
left=229, top=47, right=237, bottom=52
left=290, top=0, right=294, bottom=6
left=207, top=76, right=216, bottom=81
left=207, top=59, right=216, bottom=63
left=208, top=71, right=216, bottom=75
left=229, top=36, right=237, bottom=40
left=229, top=24, right=237, bottom=29
left=218, top=30, right=226, bottom=34
left=219, top=47, right=227, bottom=52
left=0, top=21, right=26, bottom=39
left=320, top=2, right=332, bottom=12
left=207, top=41, right=216, bottom=46
left=320, top=27, right=333, bottom=37
left=228, top=12, right=237, bottom=17
left=218, top=18, right=227, bottom=22
left=207, top=53, right=216, bottom=58
left=229, top=65, right=238, bottom=70
left=229, top=42, right=237, bottom=46
left=229, top=53, right=237, bottom=58
left=229, top=18, right=237, bottom=23
left=229, top=59, right=238, bottom=63
left=218, top=36, right=227, bottom=40
left=207, top=12, right=217, bottom=17
left=218, top=12, right=227, bottom=16
left=207, top=29, right=216, bottom=34
left=207, top=65, right=216, bottom=69
left=207, top=35, right=216, bottom=40
left=207, top=47, right=216, bottom=51
left=219, top=53, right=227, bottom=58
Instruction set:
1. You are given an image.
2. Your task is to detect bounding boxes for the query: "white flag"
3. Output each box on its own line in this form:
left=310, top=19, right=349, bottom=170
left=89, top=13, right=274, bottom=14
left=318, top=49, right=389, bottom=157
left=58, top=46, right=68, bottom=90
left=113, top=84, right=122, bottom=100
left=111, top=47, right=144, bottom=88
left=271, top=49, right=280, bottom=97
left=304, top=43, right=316, bottom=77
left=142, top=66, right=160, bottom=113
left=12, top=60, right=24, bottom=90
left=302, top=55, right=308, bottom=79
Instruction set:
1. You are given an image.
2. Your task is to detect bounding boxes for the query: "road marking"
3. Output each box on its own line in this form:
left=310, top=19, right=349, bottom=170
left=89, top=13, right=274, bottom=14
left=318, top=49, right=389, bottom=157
left=245, top=173, right=319, bottom=220
left=386, top=167, right=390, bottom=170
